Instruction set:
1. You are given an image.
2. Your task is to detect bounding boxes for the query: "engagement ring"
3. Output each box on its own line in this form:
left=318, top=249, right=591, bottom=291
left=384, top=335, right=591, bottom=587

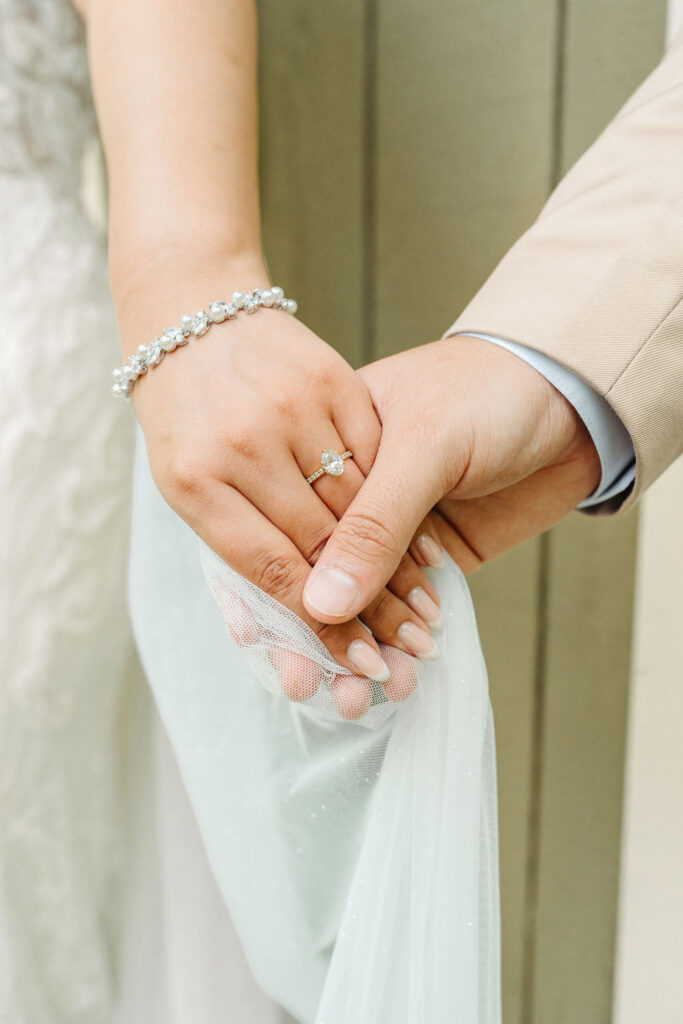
left=306, top=449, right=353, bottom=484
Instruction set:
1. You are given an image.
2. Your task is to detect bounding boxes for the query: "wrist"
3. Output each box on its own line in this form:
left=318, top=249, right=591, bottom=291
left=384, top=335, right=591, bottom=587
left=112, top=242, right=270, bottom=359
left=108, top=196, right=264, bottom=301
left=439, top=335, right=601, bottom=497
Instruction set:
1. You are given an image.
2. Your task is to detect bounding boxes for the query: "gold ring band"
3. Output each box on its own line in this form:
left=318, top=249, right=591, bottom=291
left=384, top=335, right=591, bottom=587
left=306, top=449, right=353, bottom=484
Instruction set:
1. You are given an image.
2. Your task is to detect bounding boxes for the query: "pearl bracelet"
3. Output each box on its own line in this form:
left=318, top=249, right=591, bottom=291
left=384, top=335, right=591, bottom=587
left=111, top=285, right=297, bottom=399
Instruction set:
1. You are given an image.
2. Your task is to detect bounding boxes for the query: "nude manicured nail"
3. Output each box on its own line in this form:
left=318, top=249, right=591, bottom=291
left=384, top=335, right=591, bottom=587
left=398, top=621, right=439, bottom=659
left=347, top=639, right=391, bottom=683
left=304, top=566, right=360, bottom=618
left=406, top=587, right=443, bottom=630
left=415, top=533, right=445, bottom=569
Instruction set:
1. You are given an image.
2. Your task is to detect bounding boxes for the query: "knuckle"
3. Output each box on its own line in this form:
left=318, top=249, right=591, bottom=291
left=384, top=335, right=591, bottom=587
left=339, top=509, right=397, bottom=563
left=306, top=357, right=338, bottom=393
left=227, top=425, right=260, bottom=462
left=253, top=551, right=300, bottom=601
left=160, top=454, right=209, bottom=500
left=269, top=387, right=298, bottom=420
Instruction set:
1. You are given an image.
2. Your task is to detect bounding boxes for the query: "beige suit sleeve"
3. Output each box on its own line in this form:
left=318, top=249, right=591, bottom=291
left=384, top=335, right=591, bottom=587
left=446, top=30, right=683, bottom=511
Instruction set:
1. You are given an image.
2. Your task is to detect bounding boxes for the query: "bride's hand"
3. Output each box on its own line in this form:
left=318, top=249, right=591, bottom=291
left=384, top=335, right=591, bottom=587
left=89, top=0, right=442, bottom=714
left=123, top=273, right=442, bottom=699
left=301, top=334, right=602, bottom=622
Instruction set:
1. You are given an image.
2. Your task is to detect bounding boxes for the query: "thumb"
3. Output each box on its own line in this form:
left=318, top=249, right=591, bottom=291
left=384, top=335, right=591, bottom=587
left=303, top=445, right=437, bottom=624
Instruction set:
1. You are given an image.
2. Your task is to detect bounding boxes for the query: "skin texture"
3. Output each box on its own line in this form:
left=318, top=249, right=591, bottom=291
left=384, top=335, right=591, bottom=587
left=129, top=274, right=447, bottom=680
left=78, top=0, right=600, bottom=710
left=82, top=0, right=445, bottom=688
left=303, top=334, right=601, bottom=624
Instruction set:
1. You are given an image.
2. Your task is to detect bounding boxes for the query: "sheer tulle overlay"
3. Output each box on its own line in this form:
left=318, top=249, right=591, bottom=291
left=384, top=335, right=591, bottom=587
left=131, top=435, right=502, bottom=1024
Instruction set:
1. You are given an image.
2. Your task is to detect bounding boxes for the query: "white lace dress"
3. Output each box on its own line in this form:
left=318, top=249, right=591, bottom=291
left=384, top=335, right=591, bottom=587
left=0, top=1, right=133, bottom=1018
left=0, top=2, right=281, bottom=1021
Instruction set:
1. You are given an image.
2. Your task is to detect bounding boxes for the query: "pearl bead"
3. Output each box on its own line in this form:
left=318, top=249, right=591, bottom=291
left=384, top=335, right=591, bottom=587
left=111, top=285, right=298, bottom=401
left=161, top=329, right=179, bottom=351
left=209, top=301, right=227, bottom=323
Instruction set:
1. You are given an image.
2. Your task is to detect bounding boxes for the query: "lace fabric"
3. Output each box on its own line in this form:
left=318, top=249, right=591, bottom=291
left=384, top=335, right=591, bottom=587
left=1, top=2, right=136, bottom=1019
left=0, top=167, right=133, bottom=1024
left=0, top=0, right=94, bottom=188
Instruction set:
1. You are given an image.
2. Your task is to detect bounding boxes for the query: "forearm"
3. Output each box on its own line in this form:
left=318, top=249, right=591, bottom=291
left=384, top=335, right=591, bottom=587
left=83, top=0, right=266, bottom=337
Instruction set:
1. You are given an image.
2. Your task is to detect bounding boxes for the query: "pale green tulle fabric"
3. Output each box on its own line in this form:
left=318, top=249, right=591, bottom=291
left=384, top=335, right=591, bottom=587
left=130, top=431, right=501, bottom=1024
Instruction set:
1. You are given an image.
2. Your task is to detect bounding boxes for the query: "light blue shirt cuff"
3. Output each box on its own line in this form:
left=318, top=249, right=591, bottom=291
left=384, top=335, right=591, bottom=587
left=452, top=333, right=636, bottom=510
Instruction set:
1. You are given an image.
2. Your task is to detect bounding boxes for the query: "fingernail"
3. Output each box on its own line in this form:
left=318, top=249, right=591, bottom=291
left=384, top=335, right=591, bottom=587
left=347, top=638, right=390, bottom=683
left=398, top=621, right=439, bottom=659
left=304, top=566, right=360, bottom=618
left=415, top=533, right=445, bottom=569
left=406, top=587, right=443, bottom=630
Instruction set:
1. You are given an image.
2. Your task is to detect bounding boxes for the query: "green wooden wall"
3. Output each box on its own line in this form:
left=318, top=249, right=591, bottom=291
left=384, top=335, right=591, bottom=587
left=258, top=2, right=667, bottom=1021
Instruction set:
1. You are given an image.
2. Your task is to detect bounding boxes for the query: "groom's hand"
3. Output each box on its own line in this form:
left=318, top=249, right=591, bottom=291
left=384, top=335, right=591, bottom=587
left=303, top=335, right=601, bottom=623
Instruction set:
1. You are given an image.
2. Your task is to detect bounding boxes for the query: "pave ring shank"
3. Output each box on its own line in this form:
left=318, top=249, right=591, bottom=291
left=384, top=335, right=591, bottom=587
left=306, top=449, right=353, bottom=484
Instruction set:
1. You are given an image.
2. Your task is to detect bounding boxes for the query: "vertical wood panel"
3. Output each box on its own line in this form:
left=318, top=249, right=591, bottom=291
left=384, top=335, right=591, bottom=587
left=529, top=5, right=666, bottom=1022
left=530, top=516, right=639, bottom=1023
left=258, top=0, right=367, bottom=366
left=469, top=544, right=543, bottom=1024
left=373, top=1, right=561, bottom=358
left=613, top=459, right=683, bottom=1024
left=373, top=5, right=559, bottom=1021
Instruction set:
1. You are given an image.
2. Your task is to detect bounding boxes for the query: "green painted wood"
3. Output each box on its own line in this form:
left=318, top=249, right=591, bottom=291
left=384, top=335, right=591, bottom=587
left=372, top=5, right=560, bottom=1020
left=258, top=0, right=367, bottom=366
left=559, top=0, right=668, bottom=169
left=468, top=545, right=543, bottom=1024
left=373, top=0, right=561, bottom=359
left=529, top=516, right=639, bottom=1023
left=528, top=5, right=667, bottom=1022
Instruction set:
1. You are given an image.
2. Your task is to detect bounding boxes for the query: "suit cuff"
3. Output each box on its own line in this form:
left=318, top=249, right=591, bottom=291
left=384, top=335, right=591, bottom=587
left=449, top=332, right=636, bottom=510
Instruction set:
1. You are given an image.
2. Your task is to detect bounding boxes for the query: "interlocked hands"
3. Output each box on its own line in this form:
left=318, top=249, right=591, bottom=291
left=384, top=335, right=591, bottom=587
left=128, top=275, right=599, bottom=717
